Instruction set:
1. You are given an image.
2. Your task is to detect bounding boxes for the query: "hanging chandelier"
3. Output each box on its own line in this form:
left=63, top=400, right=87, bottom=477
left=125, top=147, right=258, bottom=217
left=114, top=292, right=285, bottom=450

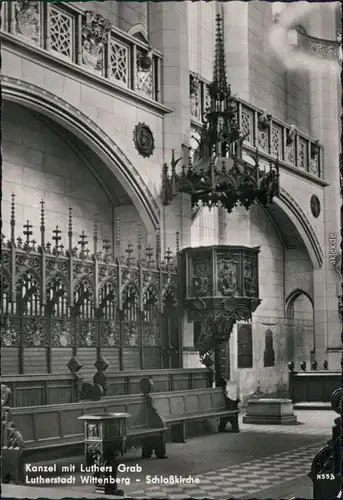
left=162, top=14, right=280, bottom=214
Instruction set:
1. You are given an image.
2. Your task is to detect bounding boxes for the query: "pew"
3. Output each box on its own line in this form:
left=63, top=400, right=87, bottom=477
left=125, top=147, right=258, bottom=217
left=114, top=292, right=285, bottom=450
left=3, top=368, right=212, bottom=407
left=150, top=384, right=240, bottom=443
left=2, top=387, right=167, bottom=484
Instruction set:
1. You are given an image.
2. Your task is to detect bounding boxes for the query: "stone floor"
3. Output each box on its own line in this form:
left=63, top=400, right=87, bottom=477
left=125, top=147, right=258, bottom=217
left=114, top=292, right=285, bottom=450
left=2, top=410, right=335, bottom=500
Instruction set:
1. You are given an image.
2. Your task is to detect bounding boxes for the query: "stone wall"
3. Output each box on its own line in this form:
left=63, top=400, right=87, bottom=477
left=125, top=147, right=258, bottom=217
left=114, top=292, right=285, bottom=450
left=285, top=247, right=314, bottom=300
left=2, top=44, right=164, bottom=237
left=250, top=204, right=284, bottom=317
left=2, top=101, right=145, bottom=250
left=247, top=1, right=311, bottom=135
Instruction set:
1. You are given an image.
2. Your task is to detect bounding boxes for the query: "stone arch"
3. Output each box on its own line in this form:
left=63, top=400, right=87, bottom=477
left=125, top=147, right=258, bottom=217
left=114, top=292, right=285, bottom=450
left=191, top=186, right=323, bottom=269
left=2, top=76, right=160, bottom=234
left=276, top=187, right=323, bottom=269
left=127, top=23, right=149, bottom=43
left=286, top=288, right=314, bottom=318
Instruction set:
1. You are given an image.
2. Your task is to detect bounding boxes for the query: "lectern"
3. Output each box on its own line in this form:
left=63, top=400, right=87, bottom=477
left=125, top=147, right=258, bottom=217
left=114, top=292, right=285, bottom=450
left=79, top=413, right=130, bottom=495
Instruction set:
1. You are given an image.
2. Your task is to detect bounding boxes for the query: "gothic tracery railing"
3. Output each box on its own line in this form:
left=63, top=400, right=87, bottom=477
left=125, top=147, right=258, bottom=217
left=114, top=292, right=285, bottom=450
left=189, top=74, right=324, bottom=179
left=0, top=196, right=180, bottom=375
left=0, top=1, right=161, bottom=103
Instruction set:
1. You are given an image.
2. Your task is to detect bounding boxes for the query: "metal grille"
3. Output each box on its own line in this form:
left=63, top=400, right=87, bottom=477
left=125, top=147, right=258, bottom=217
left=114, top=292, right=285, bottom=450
left=110, top=39, right=129, bottom=86
left=49, top=6, right=73, bottom=60
left=271, top=124, right=282, bottom=157
left=298, top=139, right=307, bottom=169
left=241, top=108, right=254, bottom=144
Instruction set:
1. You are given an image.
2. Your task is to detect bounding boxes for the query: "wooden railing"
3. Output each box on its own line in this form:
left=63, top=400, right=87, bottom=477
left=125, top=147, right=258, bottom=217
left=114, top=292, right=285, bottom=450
left=2, top=368, right=212, bottom=407
left=189, top=74, right=324, bottom=179
left=0, top=1, right=162, bottom=103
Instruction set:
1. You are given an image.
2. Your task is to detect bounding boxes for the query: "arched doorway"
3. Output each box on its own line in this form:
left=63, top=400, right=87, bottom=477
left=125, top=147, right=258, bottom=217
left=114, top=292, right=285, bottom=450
left=286, top=289, right=315, bottom=363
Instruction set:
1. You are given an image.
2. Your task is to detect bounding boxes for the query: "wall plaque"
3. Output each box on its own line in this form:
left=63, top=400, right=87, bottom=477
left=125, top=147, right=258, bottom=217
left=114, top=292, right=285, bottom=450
left=310, top=195, right=321, bottom=218
left=133, top=122, right=155, bottom=158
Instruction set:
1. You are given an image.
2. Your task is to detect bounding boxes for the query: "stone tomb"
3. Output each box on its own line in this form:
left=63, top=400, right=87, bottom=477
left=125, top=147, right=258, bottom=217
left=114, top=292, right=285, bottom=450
left=243, top=399, right=298, bottom=425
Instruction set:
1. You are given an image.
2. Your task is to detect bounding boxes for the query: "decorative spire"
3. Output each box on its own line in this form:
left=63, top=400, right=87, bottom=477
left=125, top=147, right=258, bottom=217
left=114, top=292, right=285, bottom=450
left=137, top=223, right=142, bottom=261
left=78, top=230, right=88, bottom=255
left=40, top=200, right=45, bottom=249
left=156, top=225, right=161, bottom=264
left=23, top=221, right=33, bottom=246
left=200, top=14, right=240, bottom=159
left=212, top=14, right=228, bottom=95
left=93, top=214, right=98, bottom=254
left=52, top=226, right=62, bottom=250
left=10, top=193, right=15, bottom=243
left=102, top=238, right=111, bottom=255
left=68, top=206, right=73, bottom=251
left=115, top=216, right=121, bottom=258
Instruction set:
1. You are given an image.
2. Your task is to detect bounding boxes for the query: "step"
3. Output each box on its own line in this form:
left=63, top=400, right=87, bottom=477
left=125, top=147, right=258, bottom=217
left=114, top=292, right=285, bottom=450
left=293, top=402, right=332, bottom=410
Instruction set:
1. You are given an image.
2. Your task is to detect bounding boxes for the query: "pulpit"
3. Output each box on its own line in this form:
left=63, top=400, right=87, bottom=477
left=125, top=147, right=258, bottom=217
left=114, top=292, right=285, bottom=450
left=178, top=245, right=261, bottom=380
left=78, top=413, right=130, bottom=496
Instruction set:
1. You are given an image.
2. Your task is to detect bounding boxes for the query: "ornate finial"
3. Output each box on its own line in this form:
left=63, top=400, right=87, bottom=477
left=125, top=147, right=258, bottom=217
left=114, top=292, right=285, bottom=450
left=68, top=207, right=73, bottom=235
left=213, top=14, right=228, bottom=94
left=176, top=231, right=180, bottom=254
left=137, top=224, right=142, bottom=260
left=68, top=206, right=73, bottom=250
left=146, top=244, right=154, bottom=264
left=23, top=221, right=33, bottom=246
left=10, top=193, right=15, bottom=243
left=52, top=226, right=62, bottom=250
left=125, top=241, right=134, bottom=264
left=115, top=216, right=121, bottom=258
left=103, top=238, right=111, bottom=255
left=93, top=215, right=98, bottom=240
left=93, top=214, right=98, bottom=255
left=78, top=231, right=88, bottom=253
left=40, top=200, right=45, bottom=249
left=156, top=225, right=161, bottom=264
left=164, top=247, right=172, bottom=265
left=40, top=200, right=45, bottom=230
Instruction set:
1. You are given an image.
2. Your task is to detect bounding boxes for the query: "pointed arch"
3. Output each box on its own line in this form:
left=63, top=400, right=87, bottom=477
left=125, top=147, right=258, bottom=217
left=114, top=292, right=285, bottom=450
left=2, top=77, right=160, bottom=233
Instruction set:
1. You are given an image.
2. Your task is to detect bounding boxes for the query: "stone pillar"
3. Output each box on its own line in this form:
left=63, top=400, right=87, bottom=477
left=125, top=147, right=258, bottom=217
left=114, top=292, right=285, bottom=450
left=150, top=4, right=197, bottom=368
left=308, top=4, right=341, bottom=368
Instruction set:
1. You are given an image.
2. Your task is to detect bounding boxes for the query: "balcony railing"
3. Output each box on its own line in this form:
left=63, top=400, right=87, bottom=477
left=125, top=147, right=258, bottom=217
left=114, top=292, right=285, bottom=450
left=296, top=29, right=341, bottom=61
left=189, top=74, right=323, bottom=180
left=0, top=1, right=162, bottom=103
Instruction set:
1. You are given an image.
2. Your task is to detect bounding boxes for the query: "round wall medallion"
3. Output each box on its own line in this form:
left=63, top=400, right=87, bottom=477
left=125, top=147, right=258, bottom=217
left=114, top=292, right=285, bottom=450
left=133, top=122, right=155, bottom=158
left=310, top=195, right=321, bottom=218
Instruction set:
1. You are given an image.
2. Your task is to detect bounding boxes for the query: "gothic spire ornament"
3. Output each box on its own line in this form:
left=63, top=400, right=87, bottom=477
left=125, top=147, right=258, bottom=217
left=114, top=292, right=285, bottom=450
left=162, top=14, right=280, bottom=214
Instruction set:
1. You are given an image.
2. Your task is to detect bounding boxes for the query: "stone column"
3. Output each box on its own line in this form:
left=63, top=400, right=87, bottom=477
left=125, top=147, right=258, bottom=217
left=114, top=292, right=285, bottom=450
left=150, top=4, right=197, bottom=368
left=308, top=4, right=341, bottom=368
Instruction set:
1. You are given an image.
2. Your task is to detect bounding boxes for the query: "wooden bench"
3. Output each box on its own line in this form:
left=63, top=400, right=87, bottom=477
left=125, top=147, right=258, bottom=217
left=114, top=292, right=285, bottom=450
left=2, top=389, right=167, bottom=484
left=150, top=384, right=240, bottom=443
left=3, top=368, right=212, bottom=407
